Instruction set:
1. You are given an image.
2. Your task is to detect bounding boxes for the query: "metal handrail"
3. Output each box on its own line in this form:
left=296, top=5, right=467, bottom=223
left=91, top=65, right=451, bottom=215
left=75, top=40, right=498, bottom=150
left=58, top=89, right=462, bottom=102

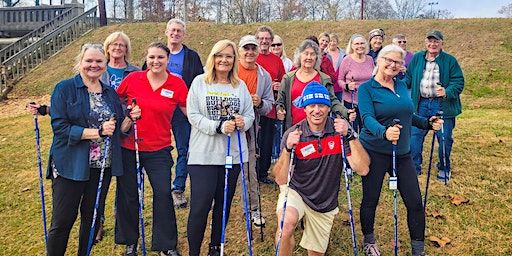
left=0, top=6, right=98, bottom=100
left=0, top=8, right=75, bottom=63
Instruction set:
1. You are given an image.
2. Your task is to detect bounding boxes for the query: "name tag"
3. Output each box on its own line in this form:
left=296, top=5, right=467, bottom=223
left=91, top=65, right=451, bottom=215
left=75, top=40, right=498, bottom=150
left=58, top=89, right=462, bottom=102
left=300, top=143, right=316, bottom=158
left=225, top=155, right=233, bottom=169
left=389, top=176, right=398, bottom=190
left=161, top=89, right=174, bottom=98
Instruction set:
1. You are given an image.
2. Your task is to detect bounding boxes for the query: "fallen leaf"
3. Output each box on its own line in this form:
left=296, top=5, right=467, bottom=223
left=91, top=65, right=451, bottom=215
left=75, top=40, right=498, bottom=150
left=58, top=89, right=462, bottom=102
left=450, top=195, right=469, bottom=206
left=1, top=138, right=6, bottom=142
left=21, top=187, right=31, bottom=192
left=340, top=219, right=350, bottom=226
left=427, top=210, right=445, bottom=219
left=429, top=235, right=451, bottom=247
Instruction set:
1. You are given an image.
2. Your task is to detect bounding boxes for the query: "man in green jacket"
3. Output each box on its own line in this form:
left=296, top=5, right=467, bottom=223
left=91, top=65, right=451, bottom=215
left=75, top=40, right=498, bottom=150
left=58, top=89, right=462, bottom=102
left=405, top=30, right=464, bottom=181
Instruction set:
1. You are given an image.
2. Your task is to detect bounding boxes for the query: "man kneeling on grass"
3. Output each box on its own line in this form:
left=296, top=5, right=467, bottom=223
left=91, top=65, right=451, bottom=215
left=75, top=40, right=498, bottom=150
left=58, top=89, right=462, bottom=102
left=273, top=81, right=366, bottom=255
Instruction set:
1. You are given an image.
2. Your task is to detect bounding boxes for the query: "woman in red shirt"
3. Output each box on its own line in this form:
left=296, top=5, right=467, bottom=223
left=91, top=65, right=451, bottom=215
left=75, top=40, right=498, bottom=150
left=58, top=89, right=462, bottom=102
left=115, top=42, right=187, bottom=256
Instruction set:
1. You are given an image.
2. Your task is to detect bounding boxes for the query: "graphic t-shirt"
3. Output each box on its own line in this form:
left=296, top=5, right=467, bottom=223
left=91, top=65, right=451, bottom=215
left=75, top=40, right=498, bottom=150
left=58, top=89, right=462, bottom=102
left=167, top=48, right=185, bottom=78
left=107, top=66, right=126, bottom=90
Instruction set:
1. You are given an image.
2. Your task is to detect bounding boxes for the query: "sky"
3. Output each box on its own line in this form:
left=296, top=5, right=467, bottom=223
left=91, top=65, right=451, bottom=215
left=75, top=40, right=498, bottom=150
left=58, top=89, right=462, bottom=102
left=437, top=0, right=509, bottom=18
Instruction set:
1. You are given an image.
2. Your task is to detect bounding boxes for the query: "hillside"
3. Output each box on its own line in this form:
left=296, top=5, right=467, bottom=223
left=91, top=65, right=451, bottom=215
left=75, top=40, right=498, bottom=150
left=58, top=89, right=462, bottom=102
left=10, top=18, right=512, bottom=110
left=0, top=19, right=511, bottom=255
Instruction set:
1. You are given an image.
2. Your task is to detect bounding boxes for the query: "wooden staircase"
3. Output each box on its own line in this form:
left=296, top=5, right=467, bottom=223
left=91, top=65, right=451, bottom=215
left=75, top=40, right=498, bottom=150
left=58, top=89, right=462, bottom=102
left=0, top=6, right=99, bottom=100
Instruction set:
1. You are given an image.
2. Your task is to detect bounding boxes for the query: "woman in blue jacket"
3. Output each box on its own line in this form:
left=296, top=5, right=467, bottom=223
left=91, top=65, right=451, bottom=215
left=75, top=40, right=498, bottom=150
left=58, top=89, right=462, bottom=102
left=357, top=44, right=443, bottom=256
left=47, top=43, right=139, bottom=256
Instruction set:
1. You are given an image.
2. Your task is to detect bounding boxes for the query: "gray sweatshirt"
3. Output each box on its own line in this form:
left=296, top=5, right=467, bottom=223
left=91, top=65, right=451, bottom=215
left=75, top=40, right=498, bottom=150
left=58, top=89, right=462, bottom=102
left=187, top=74, right=255, bottom=165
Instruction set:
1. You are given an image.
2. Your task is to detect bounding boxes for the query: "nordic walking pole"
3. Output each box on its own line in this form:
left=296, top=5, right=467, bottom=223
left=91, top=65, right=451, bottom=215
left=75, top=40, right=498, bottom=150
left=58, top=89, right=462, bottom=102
left=423, top=131, right=436, bottom=212
left=391, top=118, right=401, bottom=256
left=33, top=112, right=48, bottom=254
left=337, top=114, right=357, bottom=256
left=237, top=124, right=253, bottom=256
left=275, top=125, right=300, bottom=256
left=86, top=115, right=115, bottom=256
left=252, top=122, right=265, bottom=242
left=438, top=110, right=448, bottom=185
left=220, top=122, right=233, bottom=256
left=132, top=98, right=147, bottom=256
left=436, top=83, right=449, bottom=185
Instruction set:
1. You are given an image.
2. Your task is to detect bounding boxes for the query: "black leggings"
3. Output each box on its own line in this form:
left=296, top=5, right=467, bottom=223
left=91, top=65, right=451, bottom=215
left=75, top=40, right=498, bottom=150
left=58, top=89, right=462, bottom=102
left=187, top=164, right=241, bottom=256
left=360, top=149, right=425, bottom=241
left=47, top=168, right=112, bottom=256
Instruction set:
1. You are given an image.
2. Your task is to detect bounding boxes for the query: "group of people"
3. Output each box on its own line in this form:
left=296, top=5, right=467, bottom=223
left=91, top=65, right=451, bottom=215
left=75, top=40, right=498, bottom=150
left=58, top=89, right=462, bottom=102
left=27, top=18, right=464, bottom=256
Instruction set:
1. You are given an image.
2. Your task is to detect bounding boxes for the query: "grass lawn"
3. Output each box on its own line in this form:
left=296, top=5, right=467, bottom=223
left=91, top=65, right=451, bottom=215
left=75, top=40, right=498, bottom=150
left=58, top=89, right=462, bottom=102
left=1, top=19, right=512, bottom=255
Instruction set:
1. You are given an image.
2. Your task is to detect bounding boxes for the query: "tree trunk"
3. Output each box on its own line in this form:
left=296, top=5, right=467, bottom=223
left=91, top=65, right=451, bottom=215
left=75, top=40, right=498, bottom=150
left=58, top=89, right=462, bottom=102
left=98, top=0, right=107, bottom=26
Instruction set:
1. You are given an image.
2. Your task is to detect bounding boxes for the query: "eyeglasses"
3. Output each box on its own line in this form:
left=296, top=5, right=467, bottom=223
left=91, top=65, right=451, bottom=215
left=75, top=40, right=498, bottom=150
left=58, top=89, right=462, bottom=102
left=110, top=43, right=126, bottom=48
left=382, top=56, right=403, bottom=66
left=271, top=43, right=282, bottom=47
left=426, top=38, right=442, bottom=44
left=257, top=37, right=272, bottom=41
left=214, top=53, right=235, bottom=60
left=397, top=40, right=407, bottom=44
left=243, top=45, right=257, bottom=51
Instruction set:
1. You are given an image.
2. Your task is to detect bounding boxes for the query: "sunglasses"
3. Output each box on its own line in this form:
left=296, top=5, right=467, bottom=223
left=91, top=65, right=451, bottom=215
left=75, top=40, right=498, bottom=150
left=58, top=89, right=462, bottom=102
left=271, top=43, right=282, bottom=47
left=397, top=40, right=407, bottom=44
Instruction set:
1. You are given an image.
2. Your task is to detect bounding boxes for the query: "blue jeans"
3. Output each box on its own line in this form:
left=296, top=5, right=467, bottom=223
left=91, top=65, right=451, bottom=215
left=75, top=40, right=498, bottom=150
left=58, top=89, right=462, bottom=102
left=171, top=108, right=191, bottom=191
left=410, top=98, right=455, bottom=175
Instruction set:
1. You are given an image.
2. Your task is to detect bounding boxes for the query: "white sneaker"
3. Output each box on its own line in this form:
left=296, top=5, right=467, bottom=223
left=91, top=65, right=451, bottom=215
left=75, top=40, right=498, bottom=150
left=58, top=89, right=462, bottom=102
left=250, top=210, right=266, bottom=226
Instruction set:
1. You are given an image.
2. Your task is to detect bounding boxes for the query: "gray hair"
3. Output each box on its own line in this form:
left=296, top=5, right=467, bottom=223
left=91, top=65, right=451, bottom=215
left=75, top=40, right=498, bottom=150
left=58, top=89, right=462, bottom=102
left=346, top=34, right=369, bottom=55
left=293, top=39, right=321, bottom=70
left=373, top=44, right=405, bottom=75
left=166, top=18, right=186, bottom=32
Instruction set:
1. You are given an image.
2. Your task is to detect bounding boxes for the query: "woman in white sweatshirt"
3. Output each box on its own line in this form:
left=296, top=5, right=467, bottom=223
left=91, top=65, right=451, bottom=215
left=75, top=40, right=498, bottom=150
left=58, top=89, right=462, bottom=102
left=186, top=39, right=255, bottom=256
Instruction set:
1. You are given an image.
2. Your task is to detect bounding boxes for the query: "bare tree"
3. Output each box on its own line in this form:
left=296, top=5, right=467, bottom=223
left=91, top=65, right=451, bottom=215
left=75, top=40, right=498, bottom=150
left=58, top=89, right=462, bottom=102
left=364, top=0, right=396, bottom=19
left=498, top=2, right=512, bottom=17
left=279, top=0, right=307, bottom=20
left=393, top=0, right=426, bottom=19
left=320, top=0, right=342, bottom=20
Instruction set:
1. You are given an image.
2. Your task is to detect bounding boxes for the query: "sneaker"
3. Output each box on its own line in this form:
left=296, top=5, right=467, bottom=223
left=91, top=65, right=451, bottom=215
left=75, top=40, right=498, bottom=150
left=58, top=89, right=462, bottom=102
left=363, top=242, right=381, bottom=256
left=207, top=245, right=221, bottom=256
left=160, top=249, right=180, bottom=256
left=250, top=210, right=266, bottom=227
left=124, top=244, right=137, bottom=256
left=259, top=177, right=275, bottom=185
left=436, top=170, right=450, bottom=182
left=172, top=190, right=188, bottom=208
left=413, top=252, right=426, bottom=256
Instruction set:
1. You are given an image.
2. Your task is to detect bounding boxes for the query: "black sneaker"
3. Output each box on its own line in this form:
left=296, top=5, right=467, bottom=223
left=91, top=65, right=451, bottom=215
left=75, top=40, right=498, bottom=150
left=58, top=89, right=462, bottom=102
left=207, top=245, right=220, bottom=256
left=160, top=249, right=180, bottom=256
left=125, top=244, right=137, bottom=256
left=259, top=177, right=275, bottom=185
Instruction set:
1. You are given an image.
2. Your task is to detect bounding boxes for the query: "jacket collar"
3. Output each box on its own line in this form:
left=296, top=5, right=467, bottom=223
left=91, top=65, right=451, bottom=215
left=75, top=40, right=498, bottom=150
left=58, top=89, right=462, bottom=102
left=74, top=74, right=111, bottom=92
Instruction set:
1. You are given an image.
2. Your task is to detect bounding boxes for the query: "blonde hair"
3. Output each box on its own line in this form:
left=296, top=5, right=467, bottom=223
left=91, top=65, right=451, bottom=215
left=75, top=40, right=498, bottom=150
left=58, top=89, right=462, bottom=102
left=73, top=43, right=106, bottom=73
left=103, top=31, right=132, bottom=62
left=204, top=40, right=240, bottom=87
left=273, top=34, right=288, bottom=59
left=346, top=34, right=369, bottom=55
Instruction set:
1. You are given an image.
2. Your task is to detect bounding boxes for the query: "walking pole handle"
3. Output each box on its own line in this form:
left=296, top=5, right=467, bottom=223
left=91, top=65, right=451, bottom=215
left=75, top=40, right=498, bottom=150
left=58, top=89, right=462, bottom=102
left=391, top=119, right=401, bottom=145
